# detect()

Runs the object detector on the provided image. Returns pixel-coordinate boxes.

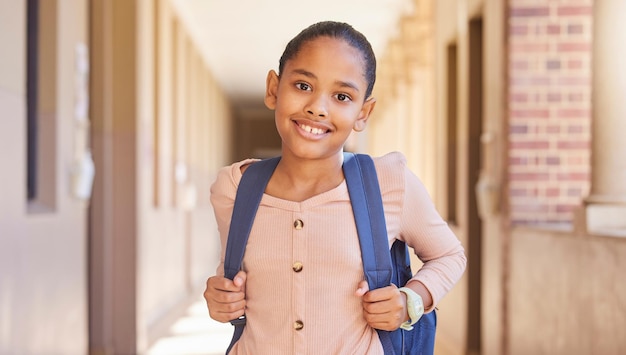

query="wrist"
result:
[398,287,424,331]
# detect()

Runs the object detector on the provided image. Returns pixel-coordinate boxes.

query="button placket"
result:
[292,216,305,274]
[292,212,306,348]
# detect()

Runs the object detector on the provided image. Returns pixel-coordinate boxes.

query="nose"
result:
[305,94,328,118]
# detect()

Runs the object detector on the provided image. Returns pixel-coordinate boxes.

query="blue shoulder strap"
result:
[342,153,393,289]
[222,156,280,354]
[223,157,280,280]
[222,153,396,355]
[343,152,396,355]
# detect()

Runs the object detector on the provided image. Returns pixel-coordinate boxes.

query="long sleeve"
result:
[374,152,467,311]
[209,158,257,276]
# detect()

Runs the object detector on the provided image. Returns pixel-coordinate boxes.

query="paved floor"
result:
[145,299,457,355]
[146,299,231,355]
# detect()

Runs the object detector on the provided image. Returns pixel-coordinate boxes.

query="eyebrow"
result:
[291,68,361,93]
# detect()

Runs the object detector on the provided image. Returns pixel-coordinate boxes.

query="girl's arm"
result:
[399,165,467,312]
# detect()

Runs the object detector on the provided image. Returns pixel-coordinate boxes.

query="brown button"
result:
[294,219,304,230]
[294,320,304,330]
[292,261,303,272]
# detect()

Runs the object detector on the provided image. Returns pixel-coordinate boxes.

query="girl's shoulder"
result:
[372,151,407,170]
[211,158,259,197]
[216,158,259,183]
[371,151,408,192]
[212,153,408,194]
[372,151,408,180]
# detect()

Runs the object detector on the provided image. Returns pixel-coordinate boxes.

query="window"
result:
[446,43,458,223]
[26,0,57,211]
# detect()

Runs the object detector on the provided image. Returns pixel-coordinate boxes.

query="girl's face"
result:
[264,36,376,162]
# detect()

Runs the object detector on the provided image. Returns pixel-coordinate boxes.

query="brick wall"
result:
[508,0,592,226]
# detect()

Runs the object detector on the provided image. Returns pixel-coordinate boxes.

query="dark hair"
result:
[278,21,377,99]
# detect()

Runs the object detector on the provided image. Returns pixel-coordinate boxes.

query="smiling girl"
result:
[204,21,466,354]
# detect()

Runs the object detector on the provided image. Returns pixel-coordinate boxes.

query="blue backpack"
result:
[222,152,437,354]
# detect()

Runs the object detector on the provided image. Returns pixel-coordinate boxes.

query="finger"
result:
[208,299,247,322]
[208,276,241,292]
[362,285,397,303]
[366,320,398,332]
[233,270,247,288]
[205,278,245,301]
[363,298,402,315]
[363,310,405,330]
[355,280,370,297]
[209,288,246,304]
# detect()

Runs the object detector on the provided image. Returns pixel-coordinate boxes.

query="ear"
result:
[264,70,279,110]
[353,96,376,132]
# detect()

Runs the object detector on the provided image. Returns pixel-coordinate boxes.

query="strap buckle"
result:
[230,315,247,326]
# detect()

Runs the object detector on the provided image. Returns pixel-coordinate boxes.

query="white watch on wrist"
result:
[398,287,424,331]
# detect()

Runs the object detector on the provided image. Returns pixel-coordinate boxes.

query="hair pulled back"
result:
[278,21,377,98]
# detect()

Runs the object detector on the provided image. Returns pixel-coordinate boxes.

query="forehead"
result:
[284,36,368,86]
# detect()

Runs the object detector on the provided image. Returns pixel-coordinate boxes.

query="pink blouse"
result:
[210,152,466,354]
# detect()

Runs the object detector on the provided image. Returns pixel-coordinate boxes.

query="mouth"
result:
[296,121,330,136]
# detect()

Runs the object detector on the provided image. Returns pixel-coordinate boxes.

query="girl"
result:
[205,21,466,354]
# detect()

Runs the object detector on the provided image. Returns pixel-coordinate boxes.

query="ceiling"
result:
[170,0,415,110]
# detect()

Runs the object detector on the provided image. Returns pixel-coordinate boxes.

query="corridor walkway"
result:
[146,299,458,355]
[146,299,231,355]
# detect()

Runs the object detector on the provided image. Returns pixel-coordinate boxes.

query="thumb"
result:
[233,270,247,288]
[355,280,369,297]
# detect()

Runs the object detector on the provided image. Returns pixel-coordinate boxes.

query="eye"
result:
[296,82,311,91]
[335,93,352,102]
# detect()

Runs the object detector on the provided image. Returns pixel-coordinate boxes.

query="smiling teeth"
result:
[300,124,326,135]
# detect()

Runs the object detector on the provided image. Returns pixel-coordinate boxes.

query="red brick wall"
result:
[508,0,592,226]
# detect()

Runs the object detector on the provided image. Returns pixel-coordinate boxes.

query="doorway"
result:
[467,16,484,355]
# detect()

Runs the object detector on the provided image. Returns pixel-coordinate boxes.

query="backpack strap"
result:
[222,153,397,354]
[342,153,393,289]
[343,152,396,355]
[222,156,280,354]
[223,157,281,280]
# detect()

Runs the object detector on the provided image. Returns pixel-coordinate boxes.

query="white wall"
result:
[0,0,89,354]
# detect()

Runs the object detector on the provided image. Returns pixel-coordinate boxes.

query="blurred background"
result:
[1,0,625,354]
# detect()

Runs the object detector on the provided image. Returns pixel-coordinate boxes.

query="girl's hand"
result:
[355,280,409,331]
[204,271,247,323]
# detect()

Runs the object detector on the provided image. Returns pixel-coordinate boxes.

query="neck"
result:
[266,152,345,201]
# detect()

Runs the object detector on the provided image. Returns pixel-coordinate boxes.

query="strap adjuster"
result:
[230,315,247,326]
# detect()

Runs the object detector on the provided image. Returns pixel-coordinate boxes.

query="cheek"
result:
[274,105,292,125]
[274,94,297,113]
[274,111,292,138]
[337,106,363,124]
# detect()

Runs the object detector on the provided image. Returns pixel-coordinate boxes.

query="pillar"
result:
[585,0,626,237]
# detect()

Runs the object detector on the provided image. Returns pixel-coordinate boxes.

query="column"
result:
[389,39,409,155]
[585,0,626,236]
